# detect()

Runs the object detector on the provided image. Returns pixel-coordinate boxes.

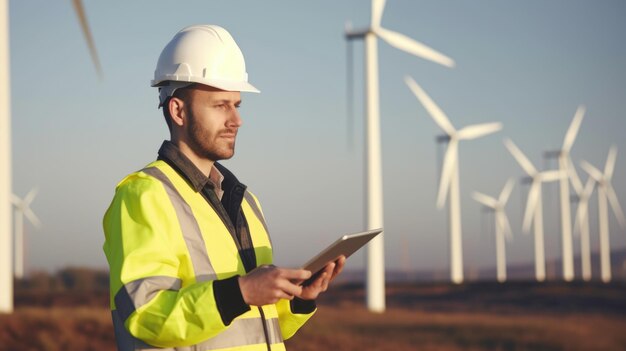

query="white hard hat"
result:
[152,25,259,104]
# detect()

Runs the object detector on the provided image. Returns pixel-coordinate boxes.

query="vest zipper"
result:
[258,307,272,351]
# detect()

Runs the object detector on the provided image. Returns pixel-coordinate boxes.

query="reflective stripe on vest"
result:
[142,167,217,283]
[243,191,269,237]
[112,164,282,350]
[113,310,283,351]
[115,276,182,323]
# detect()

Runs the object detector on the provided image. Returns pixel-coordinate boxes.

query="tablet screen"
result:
[300,228,383,276]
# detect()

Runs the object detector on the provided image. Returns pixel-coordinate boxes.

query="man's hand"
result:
[299,256,346,300]
[238,265,311,306]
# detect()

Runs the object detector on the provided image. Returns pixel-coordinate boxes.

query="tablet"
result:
[300,228,383,277]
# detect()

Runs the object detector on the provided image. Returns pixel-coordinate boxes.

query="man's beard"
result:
[187,109,236,162]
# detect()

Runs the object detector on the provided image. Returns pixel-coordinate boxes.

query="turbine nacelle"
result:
[344,27,373,39]
[543,150,562,159]
[436,134,450,144]
[520,176,533,185]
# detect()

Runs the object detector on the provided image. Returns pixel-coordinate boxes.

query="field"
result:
[1,275,626,350]
[287,281,626,351]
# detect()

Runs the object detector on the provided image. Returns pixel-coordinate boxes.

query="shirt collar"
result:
[209,165,225,200]
[157,140,217,192]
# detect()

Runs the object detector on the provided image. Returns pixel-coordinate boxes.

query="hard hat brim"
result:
[152,76,260,93]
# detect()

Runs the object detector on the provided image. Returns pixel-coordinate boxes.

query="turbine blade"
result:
[371,0,386,28]
[583,177,596,199]
[24,208,41,229]
[457,122,502,140]
[562,105,586,152]
[604,145,618,179]
[404,76,456,135]
[523,181,540,233]
[24,187,39,205]
[606,183,626,228]
[437,139,458,209]
[540,170,565,182]
[575,178,594,237]
[71,0,103,78]
[504,139,537,176]
[376,27,455,68]
[574,196,589,237]
[568,157,583,195]
[580,160,604,183]
[497,212,513,241]
[472,191,498,208]
[11,194,21,206]
[499,178,515,205]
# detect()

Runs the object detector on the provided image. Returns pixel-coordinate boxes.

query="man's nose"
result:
[227,108,243,128]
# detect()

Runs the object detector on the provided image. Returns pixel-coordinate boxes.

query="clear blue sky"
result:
[8,0,626,278]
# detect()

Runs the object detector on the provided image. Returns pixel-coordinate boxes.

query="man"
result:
[103,25,345,351]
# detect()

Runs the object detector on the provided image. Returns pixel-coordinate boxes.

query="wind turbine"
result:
[569,167,595,281]
[11,189,41,279]
[504,139,563,282]
[0,0,11,314]
[581,146,626,283]
[344,0,454,311]
[472,179,515,283]
[543,105,585,282]
[405,77,502,284]
[0,0,101,313]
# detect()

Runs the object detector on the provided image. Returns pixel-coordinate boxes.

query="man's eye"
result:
[214,103,240,110]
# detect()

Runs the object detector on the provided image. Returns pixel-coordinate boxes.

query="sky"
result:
[6,0,626,280]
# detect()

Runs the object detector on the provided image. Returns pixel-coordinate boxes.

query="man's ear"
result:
[168,97,186,127]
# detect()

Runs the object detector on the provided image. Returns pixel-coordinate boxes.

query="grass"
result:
[0,306,114,351]
[286,302,626,351]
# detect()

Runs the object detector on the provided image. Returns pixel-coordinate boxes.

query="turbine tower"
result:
[0,0,12,314]
[405,77,502,284]
[505,139,563,282]
[344,0,454,311]
[581,146,626,283]
[472,179,515,283]
[543,105,585,282]
[569,168,595,282]
[0,0,101,313]
[11,189,41,279]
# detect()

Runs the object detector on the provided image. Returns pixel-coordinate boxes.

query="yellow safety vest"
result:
[103,160,314,350]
